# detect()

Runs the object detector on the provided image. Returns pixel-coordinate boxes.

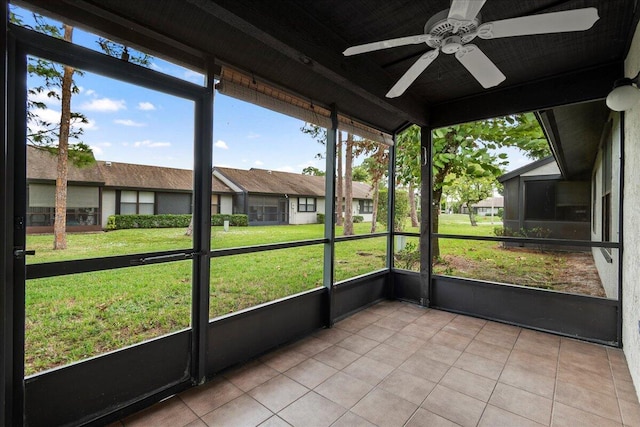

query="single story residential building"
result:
[460,196,503,216]
[26,146,373,232]
[213,166,374,225]
[497,156,590,241]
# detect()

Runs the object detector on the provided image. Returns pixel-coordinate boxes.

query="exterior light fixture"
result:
[606,71,640,111]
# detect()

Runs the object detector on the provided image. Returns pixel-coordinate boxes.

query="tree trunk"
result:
[370,179,379,233]
[466,202,477,226]
[431,187,442,261]
[408,181,419,228]
[336,133,343,226]
[343,133,354,236]
[53,25,74,250]
[185,216,193,236]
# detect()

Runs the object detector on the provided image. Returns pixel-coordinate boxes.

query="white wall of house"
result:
[623,19,640,402]
[101,190,116,228]
[219,194,233,215]
[289,197,325,225]
[591,114,621,299]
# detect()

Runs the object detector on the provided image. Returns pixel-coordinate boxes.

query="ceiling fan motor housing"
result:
[425,8,481,49]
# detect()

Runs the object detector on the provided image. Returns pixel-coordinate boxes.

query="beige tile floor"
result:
[112,300,640,427]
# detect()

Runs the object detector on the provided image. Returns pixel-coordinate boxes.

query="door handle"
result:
[14,249,36,259]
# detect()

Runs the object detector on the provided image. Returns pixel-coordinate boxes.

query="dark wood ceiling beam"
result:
[429,61,623,128]
[185,0,429,128]
[13,0,208,72]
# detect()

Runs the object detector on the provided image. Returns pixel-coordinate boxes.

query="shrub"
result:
[353,215,364,223]
[106,213,249,230]
[210,214,248,227]
[317,213,325,224]
[394,241,420,270]
[230,214,249,226]
[106,214,191,230]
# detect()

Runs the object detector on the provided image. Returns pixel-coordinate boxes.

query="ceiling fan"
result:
[343,0,599,98]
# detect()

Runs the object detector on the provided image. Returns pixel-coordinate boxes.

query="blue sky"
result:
[17,5,326,173]
[16,5,529,174]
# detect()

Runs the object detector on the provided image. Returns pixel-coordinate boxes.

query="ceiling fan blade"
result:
[386,49,439,98]
[343,34,432,56]
[477,7,599,39]
[455,44,505,88]
[448,0,486,22]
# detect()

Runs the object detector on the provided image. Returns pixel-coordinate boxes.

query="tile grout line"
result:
[472,323,521,427]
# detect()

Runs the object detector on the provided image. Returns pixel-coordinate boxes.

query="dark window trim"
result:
[297,197,316,213]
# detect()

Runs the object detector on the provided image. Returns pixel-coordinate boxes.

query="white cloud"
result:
[31,107,60,125]
[114,119,146,127]
[76,118,98,131]
[81,97,126,112]
[90,145,104,156]
[254,160,264,166]
[133,139,171,148]
[137,101,156,111]
[85,89,96,96]
[28,88,60,104]
[276,166,294,172]
[214,140,229,150]
[247,132,260,139]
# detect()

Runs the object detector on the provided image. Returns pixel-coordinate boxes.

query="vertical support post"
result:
[323,106,338,326]
[191,67,214,384]
[1,3,15,423]
[617,112,624,347]
[419,126,432,307]
[386,134,397,298]
[3,29,27,425]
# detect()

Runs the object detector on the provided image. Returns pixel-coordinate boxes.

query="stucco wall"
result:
[623,19,640,402]
[289,198,325,225]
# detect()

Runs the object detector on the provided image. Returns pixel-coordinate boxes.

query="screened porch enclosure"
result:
[2,1,638,426]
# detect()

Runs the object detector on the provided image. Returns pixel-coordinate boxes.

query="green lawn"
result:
[24,222,387,375]
[24,215,597,375]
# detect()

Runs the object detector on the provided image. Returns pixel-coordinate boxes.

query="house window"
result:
[524,181,556,220]
[524,180,589,222]
[212,194,220,214]
[120,190,155,215]
[27,184,100,226]
[298,197,316,212]
[359,200,373,214]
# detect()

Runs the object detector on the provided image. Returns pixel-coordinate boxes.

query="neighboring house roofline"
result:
[497,156,557,183]
[213,168,245,193]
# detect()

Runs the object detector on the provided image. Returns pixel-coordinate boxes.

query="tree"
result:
[395,126,421,228]
[361,149,388,233]
[15,12,92,250]
[345,136,381,235]
[343,133,354,235]
[352,165,369,182]
[302,166,325,176]
[377,188,410,232]
[301,123,344,225]
[444,175,496,226]
[15,11,152,247]
[396,113,549,259]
